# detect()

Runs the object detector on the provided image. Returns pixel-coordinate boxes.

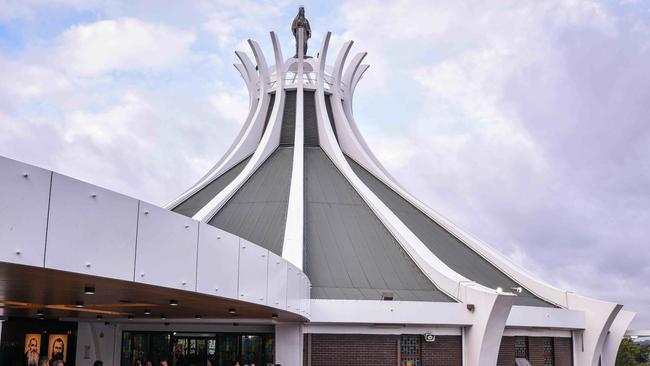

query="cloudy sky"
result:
[1,0,649,328]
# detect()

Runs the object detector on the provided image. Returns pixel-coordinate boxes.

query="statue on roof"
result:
[292,6,311,58]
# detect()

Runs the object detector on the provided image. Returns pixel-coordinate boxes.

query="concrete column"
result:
[276,323,303,366]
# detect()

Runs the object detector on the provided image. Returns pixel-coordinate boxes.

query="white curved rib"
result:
[601,310,636,366]
[568,294,622,366]
[165,51,264,210]
[317,40,502,301]
[342,52,366,101]
[333,50,571,307]
[282,28,306,269]
[351,64,369,97]
[193,36,285,222]
[315,40,514,365]
[334,44,624,366]
[314,32,332,150]
[234,63,251,97]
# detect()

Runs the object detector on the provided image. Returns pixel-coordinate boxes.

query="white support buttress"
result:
[314,35,514,366]
[165,51,262,209]
[601,310,636,366]
[283,28,306,269]
[193,35,285,222]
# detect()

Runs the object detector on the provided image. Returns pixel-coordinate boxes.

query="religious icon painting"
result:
[24,334,41,366]
[48,334,68,363]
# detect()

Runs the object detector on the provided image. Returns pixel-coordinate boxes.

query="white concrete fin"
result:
[283,27,306,269]
[164,50,263,211]
[568,293,622,366]
[193,35,285,222]
[601,310,636,366]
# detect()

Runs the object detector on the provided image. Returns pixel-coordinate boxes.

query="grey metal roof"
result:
[209,147,293,255]
[346,156,553,307]
[172,155,252,217]
[280,91,296,146]
[304,91,319,146]
[304,147,454,302]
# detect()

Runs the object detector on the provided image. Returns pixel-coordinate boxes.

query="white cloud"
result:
[49,18,196,76]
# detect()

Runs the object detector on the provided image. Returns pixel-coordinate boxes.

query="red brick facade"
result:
[497,336,573,366]
[304,334,462,366]
[305,334,399,366]
[420,335,463,366]
[554,337,573,366]
[304,334,572,366]
[528,337,551,366]
[497,337,516,366]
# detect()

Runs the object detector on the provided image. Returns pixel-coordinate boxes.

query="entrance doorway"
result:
[121,332,274,366]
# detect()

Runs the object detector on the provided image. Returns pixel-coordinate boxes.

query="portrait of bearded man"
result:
[24,335,40,366]
[48,336,66,365]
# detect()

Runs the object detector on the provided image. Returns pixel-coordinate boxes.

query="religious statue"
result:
[291,6,311,58]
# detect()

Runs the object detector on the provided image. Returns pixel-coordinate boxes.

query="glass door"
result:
[172,336,210,366]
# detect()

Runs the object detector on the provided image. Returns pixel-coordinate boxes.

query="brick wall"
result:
[528,337,549,366]
[304,334,462,366]
[305,334,399,366]
[420,335,462,366]
[497,336,573,366]
[497,336,516,366]
[553,337,573,366]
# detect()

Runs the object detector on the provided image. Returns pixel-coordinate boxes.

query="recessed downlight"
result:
[169,299,178,306]
[84,286,95,295]
[75,301,84,308]
[228,308,237,315]
[143,309,151,315]
[195,315,201,319]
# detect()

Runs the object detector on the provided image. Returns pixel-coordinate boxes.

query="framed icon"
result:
[24,334,41,366]
[48,334,68,363]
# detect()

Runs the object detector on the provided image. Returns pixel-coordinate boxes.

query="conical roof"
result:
[167,31,552,307]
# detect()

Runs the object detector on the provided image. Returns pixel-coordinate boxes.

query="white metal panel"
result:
[45,173,139,280]
[507,305,585,329]
[135,202,198,290]
[196,224,239,299]
[309,299,472,325]
[266,250,287,309]
[0,156,51,266]
[237,239,268,305]
[286,262,301,313]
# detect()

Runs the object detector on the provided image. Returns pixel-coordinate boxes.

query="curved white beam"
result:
[282,27,306,269]
[335,55,572,309]
[234,63,251,96]
[235,50,259,106]
[164,51,263,210]
[568,294,622,366]
[193,37,283,222]
[342,52,367,100]
[601,310,636,366]
[182,50,260,189]
[351,64,369,98]
[314,40,516,365]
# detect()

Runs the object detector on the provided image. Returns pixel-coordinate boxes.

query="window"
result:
[400,335,421,366]
[543,337,554,366]
[515,336,529,359]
